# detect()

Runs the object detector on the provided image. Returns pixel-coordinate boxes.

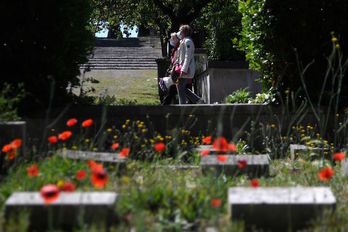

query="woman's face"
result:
[179,29,184,39]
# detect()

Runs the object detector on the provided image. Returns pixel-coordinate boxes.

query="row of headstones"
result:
[5,147,340,230]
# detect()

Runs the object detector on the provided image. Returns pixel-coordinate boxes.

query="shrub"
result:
[225,88,251,103]
[0,0,94,110]
[236,0,348,102]
[0,83,25,121]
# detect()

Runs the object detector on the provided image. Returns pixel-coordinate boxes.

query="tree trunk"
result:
[107,24,122,39]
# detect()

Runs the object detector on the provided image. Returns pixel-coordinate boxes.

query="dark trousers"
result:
[177,78,201,104]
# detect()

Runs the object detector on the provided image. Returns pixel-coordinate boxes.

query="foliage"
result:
[199,0,244,60]
[225,88,251,103]
[236,0,348,100]
[0,0,94,110]
[0,84,25,121]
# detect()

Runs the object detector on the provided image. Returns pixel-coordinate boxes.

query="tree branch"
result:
[151,0,176,21]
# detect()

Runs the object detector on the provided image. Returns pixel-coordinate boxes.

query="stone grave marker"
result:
[341,159,348,176]
[200,155,269,178]
[290,144,329,160]
[5,192,118,230]
[0,121,26,155]
[228,187,336,230]
[60,150,126,169]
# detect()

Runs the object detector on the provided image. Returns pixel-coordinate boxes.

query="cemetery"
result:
[1,0,348,231]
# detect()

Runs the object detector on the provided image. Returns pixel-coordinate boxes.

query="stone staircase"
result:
[80,37,162,70]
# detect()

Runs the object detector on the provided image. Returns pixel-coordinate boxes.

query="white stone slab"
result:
[228,187,336,230]
[341,159,348,176]
[60,149,127,164]
[290,144,328,160]
[200,155,269,177]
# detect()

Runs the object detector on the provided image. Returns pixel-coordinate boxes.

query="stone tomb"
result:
[200,155,269,178]
[60,150,126,167]
[5,192,117,230]
[0,121,26,155]
[290,144,329,160]
[341,159,348,176]
[228,187,336,230]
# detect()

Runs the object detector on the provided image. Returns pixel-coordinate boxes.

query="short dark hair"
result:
[179,25,192,37]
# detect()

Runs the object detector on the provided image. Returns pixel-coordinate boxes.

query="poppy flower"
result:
[62,181,76,192]
[200,150,210,156]
[10,139,22,149]
[238,160,247,169]
[76,170,87,180]
[66,118,78,127]
[58,131,72,141]
[120,147,130,158]
[27,164,40,177]
[111,142,120,150]
[87,160,103,171]
[40,184,60,204]
[2,144,11,153]
[318,167,334,182]
[48,135,58,144]
[82,119,93,128]
[228,143,237,152]
[212,137,229,153]
[8,151,17,160]
[202,136,212,145]
[154,142,165,152]
[250,179,259,187]
[333,152,345,161]
[217,155,228,163]
[91,168,108,188]
[211,198,221,208]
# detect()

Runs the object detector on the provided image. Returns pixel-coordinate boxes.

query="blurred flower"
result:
[66,118,78,127]
[8,151,16,160]
[217,155,228,163]
[212,137,229,153]
[48,135,58,144]
[154,142,165,152]
[27,164,40,177]
[62,181,76,192]
[228,143,237,152]
[91,168,108,188]
[111,143,119,150]
[10,139,22,149]
[58,131,72,141]
[87,160,103,171]
[333,152,345,161]
[250,179,259,187]
[82,118,93,128]
[2,144,11,153]
[200,150,210,156]
[120,147,130,158]
[211,198,221,208]
[318,167,334,182]
[76,170,87,180]
[85,138,90,143]
[107,128,112,133]
[238,160,247,169]
[202,136,212,145]
[40,184,60,204]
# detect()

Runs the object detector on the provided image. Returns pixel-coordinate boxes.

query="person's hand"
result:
[180,71,186,78]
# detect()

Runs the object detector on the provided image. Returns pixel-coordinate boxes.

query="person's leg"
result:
[185,88,201,103]
[176,78,187,104]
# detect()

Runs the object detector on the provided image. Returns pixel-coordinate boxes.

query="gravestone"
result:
[200,155,269,178]
[228,187,336,230]
[290,144,329,160]
[5,192,118,230]
[341,159,348,176]
[61,149,126,165]
[196,145,235,155]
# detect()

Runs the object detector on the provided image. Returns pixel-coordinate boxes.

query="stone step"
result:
[85,60,157,65]
[228,187,336,230]
[80,66,157,70]
[5,192,117,230]
[200,154,270,178]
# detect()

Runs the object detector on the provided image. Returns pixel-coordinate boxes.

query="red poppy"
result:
[154,142,165,152]
[200,150,210,156]
[66,118,78,127]
[76,170,87,180]
[333,152,345,161]
[228,143,237,152]
[120,147,130,158]
[27,164,40,177]
[8,151,17,160]
[2,144,11,153]
[48,135,58,144]
[202,136,212,145]
[58,131,72,141]
[217,155,228,163]
[318,167,334,182]
[250,179,259,187]
[82,119,93,128]
[10,139,22,149]
[111,142,120,150]
[211,198,221,208]
[212,137,229,153]
[62,181,76,192]
[40,184,60,204]
[91,168,108,188]
[87,160,103,171]
[238,160,247,169]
